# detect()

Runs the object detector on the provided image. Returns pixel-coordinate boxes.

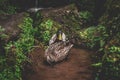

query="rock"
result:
[0,12,28,42]
[32,4,82,46]
[38,4,81,40]
[40,4,79,20]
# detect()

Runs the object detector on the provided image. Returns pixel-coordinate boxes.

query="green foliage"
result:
[39,19,53,43]
[79,11,93,20]
[41,31,51,43]
[101,56,120,79]
[0,0,17,14]
[109,46,120,53]
[79,25,108,48]
[0,17,35,80]
[79,27,96,40]
[0,26,8,39]
[92,62,102,67]
[95,1,120,79]
[5,6,16,14]
[18,17,35,53]
[64,10,82,30]
[79,23,120,79]
[36,19,61,45]
[40,19,53,30]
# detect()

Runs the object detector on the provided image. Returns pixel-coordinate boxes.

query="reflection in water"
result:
[27,8,44,12]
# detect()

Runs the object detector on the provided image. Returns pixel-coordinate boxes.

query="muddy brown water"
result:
[23,47,94,80]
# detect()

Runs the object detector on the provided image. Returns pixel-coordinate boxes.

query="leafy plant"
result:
[79,24,120,79]
[79,11,93,20]
[85,25,120,80]
[109,46,120,53]
[39,19,53,44]
[0,0,17,14]
[36,19,61,45]
[79,25,108,48]
[0,26,8,39]
[0,16,35,80]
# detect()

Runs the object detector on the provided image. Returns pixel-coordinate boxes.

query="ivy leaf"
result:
[91,62,102,67]
[100,40,105,47]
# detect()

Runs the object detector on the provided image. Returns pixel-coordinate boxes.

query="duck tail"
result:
[47,56,51,64]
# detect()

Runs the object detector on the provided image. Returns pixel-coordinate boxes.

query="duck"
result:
[45,29,73,64]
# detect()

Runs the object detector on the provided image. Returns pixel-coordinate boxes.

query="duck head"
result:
[57,29,62,41]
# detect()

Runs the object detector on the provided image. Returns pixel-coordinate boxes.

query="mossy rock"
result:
[36,4,82,41]
[0,12,29,43]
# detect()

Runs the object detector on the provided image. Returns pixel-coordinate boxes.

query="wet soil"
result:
[23,47,94,80]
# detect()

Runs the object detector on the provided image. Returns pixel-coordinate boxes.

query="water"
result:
[27,0,43,12]
[35,0,38,8]
[27,7,43,12]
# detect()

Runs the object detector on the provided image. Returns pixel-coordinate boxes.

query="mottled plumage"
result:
[45,41,73,64]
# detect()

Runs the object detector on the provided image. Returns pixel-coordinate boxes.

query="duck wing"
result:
[45,41,73,63]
